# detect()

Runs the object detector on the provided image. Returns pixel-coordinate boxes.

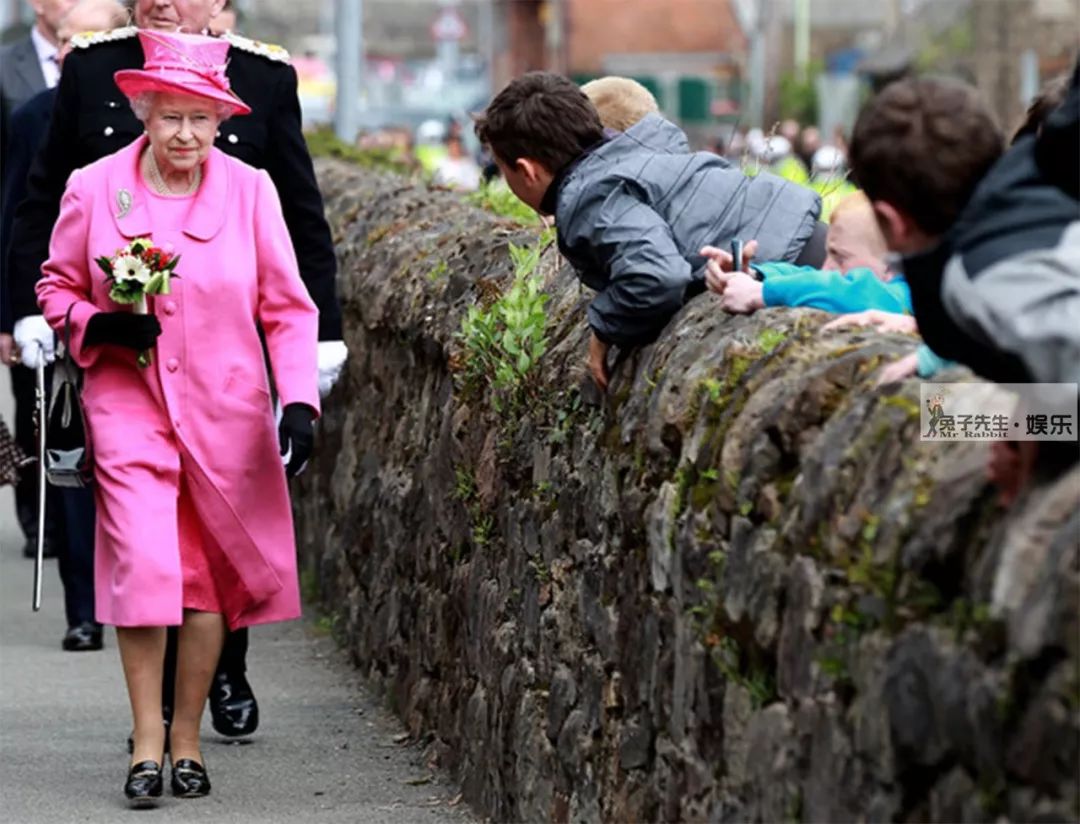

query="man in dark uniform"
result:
[7,0,348,739]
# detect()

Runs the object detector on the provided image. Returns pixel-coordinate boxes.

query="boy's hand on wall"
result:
[822,309,918,336]
[588,332,610,392]
[987,440,1038,508]
[719,273,765,314]
[875,352,919,386]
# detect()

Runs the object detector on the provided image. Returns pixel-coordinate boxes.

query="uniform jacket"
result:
[35,137,320,629]
[1,87,54,333]
[10,29,342,340]
[547,113,822,347]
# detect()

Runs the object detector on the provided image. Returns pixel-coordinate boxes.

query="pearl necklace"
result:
[144,149,201,196]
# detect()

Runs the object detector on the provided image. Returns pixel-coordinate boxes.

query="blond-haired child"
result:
[581,76,659,132]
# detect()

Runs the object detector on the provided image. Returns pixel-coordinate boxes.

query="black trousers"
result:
[10,365,64,549]
[57,486,97,627]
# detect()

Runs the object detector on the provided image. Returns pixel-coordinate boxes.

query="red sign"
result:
[431,8,467,42]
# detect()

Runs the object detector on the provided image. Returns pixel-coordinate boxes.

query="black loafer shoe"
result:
[62,621,103,652]
[171,759,211,798]
[209,670,259,737]
[124,760,163,808]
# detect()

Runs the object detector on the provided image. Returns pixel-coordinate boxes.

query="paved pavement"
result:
[0,369,473,824]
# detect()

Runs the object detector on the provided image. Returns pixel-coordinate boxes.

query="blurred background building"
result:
[1,0,1076,147]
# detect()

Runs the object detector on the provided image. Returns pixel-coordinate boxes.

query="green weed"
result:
[457,237,552,414]
[466,182,541,225]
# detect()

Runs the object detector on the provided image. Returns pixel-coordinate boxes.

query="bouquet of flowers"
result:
[95,236,180,367]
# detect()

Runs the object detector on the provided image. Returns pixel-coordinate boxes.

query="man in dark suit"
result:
[0,0,75,147]
[7,0,348,739]
[1,0,75,562]
[1,0,130,654]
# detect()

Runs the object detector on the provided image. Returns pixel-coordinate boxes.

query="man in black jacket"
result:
[7,0,348,739]
[1,0,72,561]
[1,0,130,656]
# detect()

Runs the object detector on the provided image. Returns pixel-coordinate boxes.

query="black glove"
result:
[84,312,162,351]
[278,403,315,478]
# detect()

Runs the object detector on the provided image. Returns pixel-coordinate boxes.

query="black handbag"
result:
[45,305,93,488]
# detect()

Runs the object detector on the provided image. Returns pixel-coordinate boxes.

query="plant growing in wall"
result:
[466,182,542,226]
[457,233,553,413]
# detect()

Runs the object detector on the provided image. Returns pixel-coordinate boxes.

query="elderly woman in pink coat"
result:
[35,31,318,807]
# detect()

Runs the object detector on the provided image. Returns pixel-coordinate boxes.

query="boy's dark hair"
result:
[850,77,1004,236]
[474,71,604,174]
[1013,71,1070,141]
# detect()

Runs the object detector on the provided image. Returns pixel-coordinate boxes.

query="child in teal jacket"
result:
[709,192,951,378]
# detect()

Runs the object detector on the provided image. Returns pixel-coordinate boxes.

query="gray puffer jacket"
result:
[550,114,821,347]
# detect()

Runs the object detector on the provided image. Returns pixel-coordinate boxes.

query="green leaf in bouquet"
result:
[108,280,143,305]
[95,257,114,277]
[144,272,165,295]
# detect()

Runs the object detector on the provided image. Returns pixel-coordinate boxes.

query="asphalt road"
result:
[0,368,473,824]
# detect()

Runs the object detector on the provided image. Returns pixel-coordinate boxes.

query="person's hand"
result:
[875,352,919,386]
[704,259,733,294]
[987,440,1038,508]
[822,309,918,336]
[588,332,610,392]
[0,334,17,367]
[718,273,766,314]
[700,240,759,275]
[83,312,162,351]
[278,402,316,478]
[13,315,56,368]
[317,340,348,398]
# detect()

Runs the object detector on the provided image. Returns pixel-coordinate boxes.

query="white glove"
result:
[317,340,348,398]
[13,315,56,369]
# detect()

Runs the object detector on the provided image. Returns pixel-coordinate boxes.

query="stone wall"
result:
[294,160,1080,823]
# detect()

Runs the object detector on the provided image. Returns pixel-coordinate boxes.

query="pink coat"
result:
[36,136,320,630]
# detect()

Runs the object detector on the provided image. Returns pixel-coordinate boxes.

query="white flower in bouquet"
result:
[114,254,152,285]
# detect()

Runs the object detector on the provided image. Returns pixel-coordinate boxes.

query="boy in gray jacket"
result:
[475,71,822,390]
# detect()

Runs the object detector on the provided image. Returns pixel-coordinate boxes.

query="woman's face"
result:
[145,93,220,176]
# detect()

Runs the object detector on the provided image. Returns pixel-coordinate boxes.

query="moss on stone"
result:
[757,328,787,354]
[306,127,414,175]
[880,394,921,420]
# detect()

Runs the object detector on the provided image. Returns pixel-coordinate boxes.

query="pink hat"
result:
[114,30,251,117]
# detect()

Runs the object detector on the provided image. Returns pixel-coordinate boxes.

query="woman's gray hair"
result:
[128,92,234,124]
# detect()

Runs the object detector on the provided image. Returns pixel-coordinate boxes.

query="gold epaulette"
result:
[70,26,137,50]
[223,31,290,63]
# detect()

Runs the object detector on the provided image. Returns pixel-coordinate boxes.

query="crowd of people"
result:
[0,0,1075,810]
[476,67,1079,498]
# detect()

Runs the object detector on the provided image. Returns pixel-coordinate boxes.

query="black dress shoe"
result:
[124,760,163,808]
[171,758,211,798]
[209,670,259,737]
[62,622,103,652]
